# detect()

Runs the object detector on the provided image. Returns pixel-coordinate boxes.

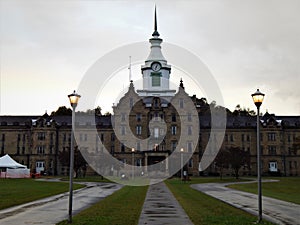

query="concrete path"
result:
[138,182,193,225]
[191,181,300,225]
[0,182,122,225]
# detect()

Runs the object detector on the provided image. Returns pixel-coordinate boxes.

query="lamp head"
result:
[251,89,265,108]
[68,90,81,108]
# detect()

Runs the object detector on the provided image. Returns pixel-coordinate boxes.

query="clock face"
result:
[151,62,161,71]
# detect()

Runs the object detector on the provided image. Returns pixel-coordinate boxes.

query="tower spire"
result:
[152,5,160,37]
[128,56,132,82]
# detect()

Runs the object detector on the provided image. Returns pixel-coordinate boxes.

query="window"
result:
[230,134,234,142]
[171,126,177,135]
[247,135,250,142]
[268,146,277,155]
[154,112,159,121]
[241,134,245,142]
[121,126,126,135]
[179,99,184,108]
[154,128,159,138]
[187,126,192,135]
[159,128,165,136]
[160,113,164,120]
[187,113,192,122]
[136,141,141,151]
[121,113,126,122]
[187,142,193,153]
[225,134,228,142]
[171,113,176,122]
[136,125,142,135]
[37,145,45,154]
[171,141,177,151]
[110,145,115,154]
[136,113,141,122]
[129,98,134,108]
[111,133,115,142]
[100,133,104,141]
[154,99,159,108]
[120,143,125,152]
[38,132,45,140]
[268,133,276,141]
[151,72,161,87]
[188,158,193,168]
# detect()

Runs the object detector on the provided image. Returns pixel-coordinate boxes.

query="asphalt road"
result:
[0,182,122,225]
[191,180,300,225]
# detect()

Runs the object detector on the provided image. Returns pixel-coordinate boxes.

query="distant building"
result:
[1,9,299,177]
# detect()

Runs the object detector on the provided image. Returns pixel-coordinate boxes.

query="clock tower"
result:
[137,7,176,97]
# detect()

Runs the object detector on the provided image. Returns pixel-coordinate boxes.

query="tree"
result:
[215,147,229,179]
[51,106,72,116]
[232,104,256,116]
[227,146,250,179]
[58,146,87,178]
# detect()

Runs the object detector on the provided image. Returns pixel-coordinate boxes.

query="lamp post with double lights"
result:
[67,90,81,223]
[251,88,265,223]
[180,148,184,180]
[132,148,135,179]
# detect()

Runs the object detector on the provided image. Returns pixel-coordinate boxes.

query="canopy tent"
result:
[0,154,30,178]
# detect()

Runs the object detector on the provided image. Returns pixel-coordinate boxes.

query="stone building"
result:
[1,10,299,177]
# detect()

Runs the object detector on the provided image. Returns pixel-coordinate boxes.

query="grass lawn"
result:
[165,177,274,225]
[60,175,113,183]
[227,177,300,204]
[0,178,84,210]
[57,185,148,225]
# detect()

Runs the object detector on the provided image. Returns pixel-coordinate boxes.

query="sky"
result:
[0,0,300,116]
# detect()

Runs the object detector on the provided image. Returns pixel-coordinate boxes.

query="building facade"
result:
[1,11,300,177]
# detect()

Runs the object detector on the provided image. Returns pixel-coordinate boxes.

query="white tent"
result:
[0,154,30,178]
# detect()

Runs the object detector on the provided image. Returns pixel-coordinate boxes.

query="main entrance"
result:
[144,151,169,174]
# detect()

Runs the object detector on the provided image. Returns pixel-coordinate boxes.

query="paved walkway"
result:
[191,181,300,225]
[138,182,193,225]
[0,182,122,225]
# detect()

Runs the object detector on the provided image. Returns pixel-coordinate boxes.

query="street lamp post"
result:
[251,88,265,223]
[132,148,135,179]
[68,90,81,223]
[180,148,184,180]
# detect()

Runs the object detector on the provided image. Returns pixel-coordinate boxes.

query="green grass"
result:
[60,175,113,183]
[0,178,84,210]
[58,185,148,225]
[165,177,273,225]
[228,177,300,204]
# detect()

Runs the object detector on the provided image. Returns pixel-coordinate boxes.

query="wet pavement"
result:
[138,182,193,225]
[0,182,122,225]
[191,181,300,225]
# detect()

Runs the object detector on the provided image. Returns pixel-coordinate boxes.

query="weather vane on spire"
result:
[152,5,160,37]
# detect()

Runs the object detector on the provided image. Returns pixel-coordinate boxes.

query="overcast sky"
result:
[1,0,299,116]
